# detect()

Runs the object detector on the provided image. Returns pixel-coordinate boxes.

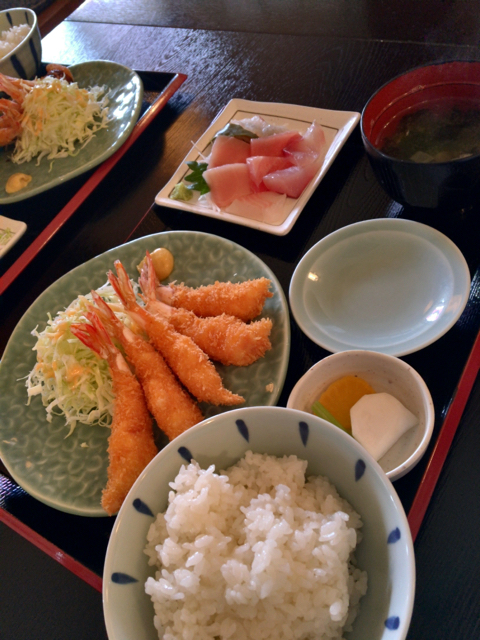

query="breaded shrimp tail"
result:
[109,261,244,406]
[71,314,157,516]
[156,278,273,321]
[89,290,204,440]
[138,250,158,303]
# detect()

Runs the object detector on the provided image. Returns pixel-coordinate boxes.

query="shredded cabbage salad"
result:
[25,282,136,436]
[12,75,110,166]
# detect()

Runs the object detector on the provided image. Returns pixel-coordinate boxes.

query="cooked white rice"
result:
[0,24,30,58]
[144,451,367,640]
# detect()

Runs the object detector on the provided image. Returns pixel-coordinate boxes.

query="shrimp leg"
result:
[70,314,157,516]
[90,291,203,439]
[108,261,244,406]
[156,277,273,322]
[139,253,272,366]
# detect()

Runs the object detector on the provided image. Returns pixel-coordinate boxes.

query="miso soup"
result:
[380,98,480,163]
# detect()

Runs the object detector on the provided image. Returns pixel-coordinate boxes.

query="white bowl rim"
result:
[287,350,435,480]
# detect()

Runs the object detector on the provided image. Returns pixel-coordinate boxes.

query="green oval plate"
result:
[0,231,290,516]
[0,60,144,204]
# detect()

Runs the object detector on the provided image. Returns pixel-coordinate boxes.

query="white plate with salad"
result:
[0,60,144,204]
[155,99,360,236]
[0,231,290,516]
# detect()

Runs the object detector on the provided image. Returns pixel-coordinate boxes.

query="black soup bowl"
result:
[361,61,480,209]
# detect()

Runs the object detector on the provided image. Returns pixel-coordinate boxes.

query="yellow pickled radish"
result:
[318,375,375,432]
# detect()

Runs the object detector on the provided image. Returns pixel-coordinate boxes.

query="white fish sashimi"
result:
[231,116,291,138]
[226,192,289,225]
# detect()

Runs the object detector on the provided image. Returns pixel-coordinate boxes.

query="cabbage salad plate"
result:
[0,231,290,516]
[289,218,470,356]
[155,99,360,236]
[0,60,144,204]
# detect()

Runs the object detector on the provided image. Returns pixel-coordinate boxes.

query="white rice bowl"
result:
[103,406,415,640]
[0,8,41,79]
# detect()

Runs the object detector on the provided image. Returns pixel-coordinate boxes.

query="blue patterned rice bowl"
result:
[0,8,42,79]
[103,405,415,640]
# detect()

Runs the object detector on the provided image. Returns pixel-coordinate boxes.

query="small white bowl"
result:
[0,8,42,79]
[287,350,434,481]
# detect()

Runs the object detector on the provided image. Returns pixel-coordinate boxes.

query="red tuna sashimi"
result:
[250,130,302,158]
[284,121,327,166]
[262,160,321,199]
[246,156,294,190]
[204,163,253,208]
[208,135,251,169]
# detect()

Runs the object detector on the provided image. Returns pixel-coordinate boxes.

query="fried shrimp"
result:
[90,291,203,440]
[156,277,273,322]
[0,95,23,146]
[109,261,244,406]
[0,75,34,146]
[70,313,157,516]
[139,253,273,366]
[154,305,272,367]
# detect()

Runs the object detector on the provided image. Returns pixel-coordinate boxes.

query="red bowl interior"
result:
[362,61,480,151]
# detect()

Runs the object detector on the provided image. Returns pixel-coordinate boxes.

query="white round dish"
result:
[103,406,415,640]
[289,218,470,356]
[287,350,435,481]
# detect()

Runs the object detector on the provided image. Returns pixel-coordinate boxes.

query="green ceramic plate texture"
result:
[0,231,290,516]
[0,60,144,204]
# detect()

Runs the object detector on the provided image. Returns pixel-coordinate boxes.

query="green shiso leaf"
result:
[184,160,210,195]
[213,123,259,143]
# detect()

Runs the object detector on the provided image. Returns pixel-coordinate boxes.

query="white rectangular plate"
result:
[155,99,360,235]
[0,215,27,258]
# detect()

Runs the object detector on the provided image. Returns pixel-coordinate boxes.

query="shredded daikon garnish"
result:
[11,75,110,166]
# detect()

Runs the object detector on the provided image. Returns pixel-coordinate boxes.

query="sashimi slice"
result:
[246,156,294,189]
[284,121,327,166]
[226,192,289,225]
[262,159,321,198]
[204,163,253,208]
[250,130,302,158]
[208,135,251,169]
